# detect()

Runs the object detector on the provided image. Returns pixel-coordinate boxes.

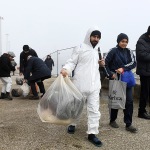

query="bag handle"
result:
[114,72,122,81]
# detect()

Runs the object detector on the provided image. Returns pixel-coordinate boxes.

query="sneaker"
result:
[138,112,150,120]
[29,96,39,100]
[126,125,138,133]
[109,121,119,128]
[88,134,103,147]
[67,125,75,134]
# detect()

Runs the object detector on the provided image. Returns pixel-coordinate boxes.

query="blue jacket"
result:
[105,46,136,78]
[24,56,51,81]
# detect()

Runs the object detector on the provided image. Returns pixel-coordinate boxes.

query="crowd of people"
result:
[0,45,55,100]
[0,25,150,147]
[61,25,150,147]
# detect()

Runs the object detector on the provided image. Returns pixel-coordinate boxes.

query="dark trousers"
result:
[139,76,150,114]
[110,87,133,127]
[30,80,45,97]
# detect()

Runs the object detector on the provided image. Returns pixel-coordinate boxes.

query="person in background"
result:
[0,51,16,100]
[136,26,150,119]
[44,55,54,77]
[24,56,51,100]
[105,33,138,133]
[19,45,38,76]
[61,27,104,147]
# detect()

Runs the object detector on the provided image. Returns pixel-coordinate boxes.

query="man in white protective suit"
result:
[60,26,104,147]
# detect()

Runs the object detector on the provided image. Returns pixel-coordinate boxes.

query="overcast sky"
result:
[0,0,150,74]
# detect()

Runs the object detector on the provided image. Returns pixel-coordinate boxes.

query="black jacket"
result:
[44,58,54,70]
[0,53,15,77]
[24,56,51,81]
[136,33,150,76]
[20,48,38,74]
[105,46,136,78]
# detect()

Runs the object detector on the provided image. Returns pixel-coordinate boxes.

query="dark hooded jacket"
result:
[20,48,38,74]
[136,33,150,76]
[0,53,15,77]
[105,46,136,78]
[24,56,51,81]
[44,57,54,70]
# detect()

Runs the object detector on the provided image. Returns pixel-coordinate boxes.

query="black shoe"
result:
[0,93,7,99]
[67,125,75,134]
[5,92,13,100]
[109,121,119,128]
[41,93,45,98]
[88,134,103,147]
[29,96,39,100]
[138,112,150,119]
[126,125,138,133]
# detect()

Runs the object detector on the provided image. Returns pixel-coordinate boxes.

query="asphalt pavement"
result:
[0,75,150,150]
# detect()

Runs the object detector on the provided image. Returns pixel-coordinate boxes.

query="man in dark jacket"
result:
[24,56,51,100]
[19,45,38,76]
[136,26,150,119]
[0,51,16,100]
[44,55,54,77]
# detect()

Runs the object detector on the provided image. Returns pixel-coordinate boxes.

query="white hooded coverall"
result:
[63,27,101,134]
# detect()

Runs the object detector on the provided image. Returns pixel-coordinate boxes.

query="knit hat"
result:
[90,30,101,38]
[23,45,29,52]
[147,26,150,35]
[8,51,16,58]
[117,33,129,43]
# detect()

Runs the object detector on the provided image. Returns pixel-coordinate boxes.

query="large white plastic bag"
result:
[20,83,30,97]
[63,77,85,119]
[37,74,85,125]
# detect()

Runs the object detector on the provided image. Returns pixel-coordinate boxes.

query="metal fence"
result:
[43,48,140,80]
[43,46,75,76]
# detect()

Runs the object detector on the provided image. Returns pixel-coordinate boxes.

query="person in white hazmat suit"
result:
[61,27,104,147]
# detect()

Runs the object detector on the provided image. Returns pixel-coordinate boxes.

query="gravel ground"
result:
[0,75,150,150]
